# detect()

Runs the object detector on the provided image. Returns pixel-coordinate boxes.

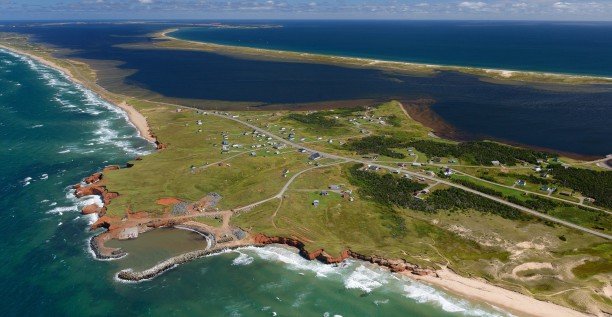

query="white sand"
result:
[407,267,589,317]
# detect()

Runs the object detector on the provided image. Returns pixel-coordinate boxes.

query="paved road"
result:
[211,112,612,240]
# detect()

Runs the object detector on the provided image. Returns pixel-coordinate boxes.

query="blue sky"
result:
[1,0,611,20]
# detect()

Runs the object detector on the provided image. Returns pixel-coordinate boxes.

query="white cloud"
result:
[553,1,571,9]
[138,0,153,4]
[459,1,487,10]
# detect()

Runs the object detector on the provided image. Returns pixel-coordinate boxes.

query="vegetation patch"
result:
[286,112,341,128]
[572,259,612,279]
[426,188,533,221]
[549,164,612,209]
[347,164,427,208]
[408,140,552,165]
[386,114,402,127]
[346,135,408,159]
[347,164,532,221]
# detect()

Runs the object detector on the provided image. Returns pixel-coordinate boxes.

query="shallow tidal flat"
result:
[5,23,612,157]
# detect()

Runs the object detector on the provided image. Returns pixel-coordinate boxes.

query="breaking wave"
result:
[2,48,153,158]
[237,246,508,316]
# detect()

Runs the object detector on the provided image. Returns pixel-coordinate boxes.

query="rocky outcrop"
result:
[146,218,184,229]
[103,191,119,205]
[252,235,351,264]
[155,141,167,150]
[90,233,126,260]
[102,165,120,172]
[83,172,103,184]
[75,185,106,198]
[348,251,436,275]
[81,203,101,215]
[253,234,437,276]
[91,216,114,230]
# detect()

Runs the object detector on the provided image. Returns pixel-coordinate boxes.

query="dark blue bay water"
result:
[172,20,612,77]
[0,48,507,316]
[2,23,612,156]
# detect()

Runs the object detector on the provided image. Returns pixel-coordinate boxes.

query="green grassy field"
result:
[100,100,611,314]
[4,36,609,314]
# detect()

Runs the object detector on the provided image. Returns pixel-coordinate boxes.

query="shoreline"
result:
[0,44,156,144]
[161,28,612,85]
[109,230,590,317]
[3,38,601,316]
[409,268,589,317]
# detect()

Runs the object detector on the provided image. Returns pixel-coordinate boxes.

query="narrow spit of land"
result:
[159,28,612,85]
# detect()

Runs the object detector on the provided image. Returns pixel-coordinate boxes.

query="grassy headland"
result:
[2,35,610,316]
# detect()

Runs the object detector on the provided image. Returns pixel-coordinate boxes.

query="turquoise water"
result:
[0,49,508,316]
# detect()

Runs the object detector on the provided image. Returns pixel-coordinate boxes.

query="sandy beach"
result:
[0,44,156,144]
[408,267,589,317]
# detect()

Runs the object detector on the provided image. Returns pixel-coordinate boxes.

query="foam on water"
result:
[4,48,152,158]
[231,252,254,266]
[247,246,338,278]
[242,246,509,316]
[402,282,503,316]
[343,264,387,293]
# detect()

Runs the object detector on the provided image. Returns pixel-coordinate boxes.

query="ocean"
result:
[172,20,612,77]
[0,48,508,316]
[3,22,611,157]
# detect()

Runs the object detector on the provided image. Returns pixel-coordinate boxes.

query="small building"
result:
[329,185,341,190]
[540,185,555,192]
[313,200,320,207]
[196,120,203,125]
[412,162,422,167]
[320,191,329,196]
[250,151,257,157]
[534,166,543,172]
[491,160,501,166]
[516,180,527,186]
[298,148,307,153]
[368,165,380,171]
[309,153,322,160]
[222,140,229,145]
[443,168,453,176]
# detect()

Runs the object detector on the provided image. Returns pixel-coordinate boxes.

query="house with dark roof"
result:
[309,153,322,160]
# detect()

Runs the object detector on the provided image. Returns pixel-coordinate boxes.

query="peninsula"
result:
[2,29,610,317]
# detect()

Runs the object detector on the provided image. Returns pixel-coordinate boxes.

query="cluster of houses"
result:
[313,184,354,207]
